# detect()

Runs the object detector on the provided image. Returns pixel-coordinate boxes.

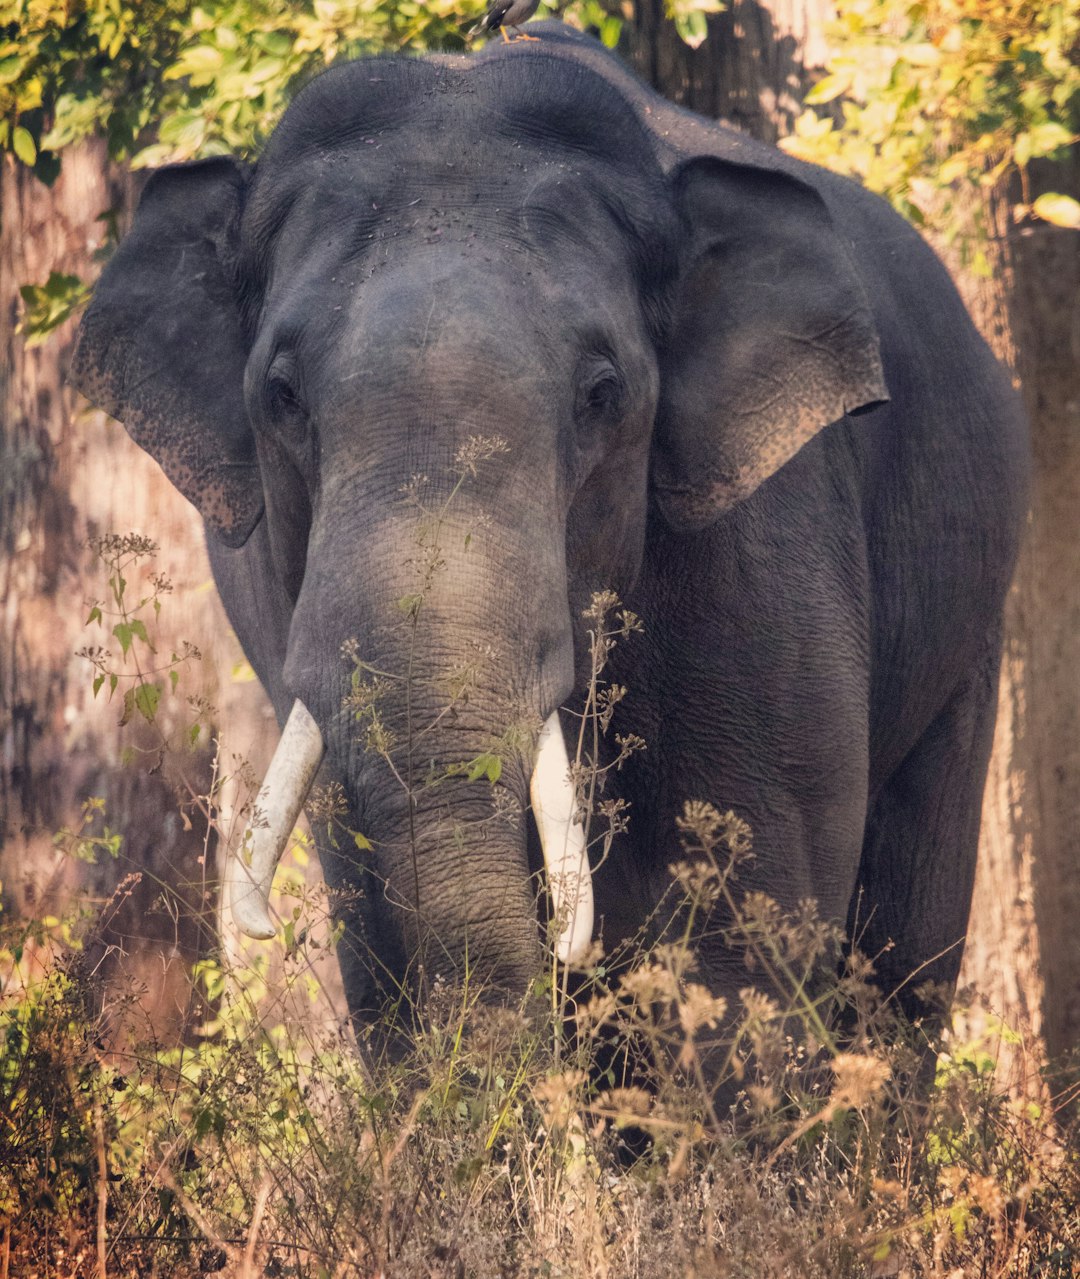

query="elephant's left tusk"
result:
[229,699,325,939]
[530,712,594,965]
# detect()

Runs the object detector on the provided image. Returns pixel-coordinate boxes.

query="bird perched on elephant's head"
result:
[468,0,541,42]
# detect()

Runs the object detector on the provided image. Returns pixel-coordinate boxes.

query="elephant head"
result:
[71,45,885,1024]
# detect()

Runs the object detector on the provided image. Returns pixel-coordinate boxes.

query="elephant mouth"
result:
[227,700,594,966]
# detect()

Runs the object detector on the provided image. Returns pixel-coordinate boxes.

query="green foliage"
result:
[17,268,91,345]
[77,532,203,740]
[1,0,194,179]
[782,0,1080,235]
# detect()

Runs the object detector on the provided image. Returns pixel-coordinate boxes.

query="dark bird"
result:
[468,0,541,42]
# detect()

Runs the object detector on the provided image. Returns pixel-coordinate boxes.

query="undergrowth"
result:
[3,529,1079,1278]
[3,830,1079,1279]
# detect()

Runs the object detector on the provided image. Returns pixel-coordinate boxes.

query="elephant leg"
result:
[852,630,1005,1023]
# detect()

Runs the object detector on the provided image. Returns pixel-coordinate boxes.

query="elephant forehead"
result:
[245,51,671,248]
[262,48,662,169]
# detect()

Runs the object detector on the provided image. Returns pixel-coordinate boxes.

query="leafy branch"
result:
[77,532,203,739]
[781,0,1080,241]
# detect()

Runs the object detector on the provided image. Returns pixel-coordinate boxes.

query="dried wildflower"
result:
[620,960,681,1006]
[362,712,395,759]
[830,1051,890,1109]
[569,938,606,971]
[399,472,431,507]
[490,787,522,831]
[678,983,728,1037]
[676,801,753,867]
[582,589,621,627]
[669,857,723,905]
[746,1082,780,1114]
[594,683,627,732]
[613,732,646,765]
[598,1087,652,1121]
[967,1173,1006,1218]
[453,434,510,477]
[87,531,159,561]
[306,781,349,825]
[595,797,631,840]
[739,987,782,1026]
[533,1069,588,1131]
[577,990,618,1030]
[468,1004,530,1057]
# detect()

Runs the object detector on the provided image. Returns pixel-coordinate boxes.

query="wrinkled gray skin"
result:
[72,26,1028,1046]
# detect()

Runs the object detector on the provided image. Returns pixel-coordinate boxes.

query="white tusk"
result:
[229,699,325,940]
[530,712,594,965]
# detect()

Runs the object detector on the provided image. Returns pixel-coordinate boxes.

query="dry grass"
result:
[3,839,1079,1279]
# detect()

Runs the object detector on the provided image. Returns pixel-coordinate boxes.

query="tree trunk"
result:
[0,145,289,1044]
[624,0,832,140]
[999,163,1080,1068]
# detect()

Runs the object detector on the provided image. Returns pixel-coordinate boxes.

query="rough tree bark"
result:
[998,159,1080,1068]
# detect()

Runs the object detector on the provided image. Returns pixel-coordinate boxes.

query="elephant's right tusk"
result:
[530,713,594,966]
[229,699,325,940]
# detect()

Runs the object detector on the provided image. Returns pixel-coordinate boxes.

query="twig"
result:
[95,1099,108,1279]
[240,1177,272,1279]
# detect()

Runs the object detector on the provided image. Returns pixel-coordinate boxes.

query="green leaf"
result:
[805,71,853,105]
[85,606,102,626]
[353,831,373,851]
[163,44,224,84]
[396,593,423,616]
[16,271,90,347]
[12,126,36,166]
[1033,192,1080,229]
[674,9,708,48]
[1026,121,1075,159]
[93,674,105,698]
[598,16,623,48]
[0,55,26,87]
[169,668,179,692]
[464,752,503,783]
[113,621,132,656]
[133,682,161,723]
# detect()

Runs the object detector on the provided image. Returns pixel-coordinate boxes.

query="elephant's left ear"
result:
[653,156,888,531]
[70,157,263,548]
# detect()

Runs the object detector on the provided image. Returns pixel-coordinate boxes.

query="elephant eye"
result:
[576,362,625,426]
[264,354,307,425]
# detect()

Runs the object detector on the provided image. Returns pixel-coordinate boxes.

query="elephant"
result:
[71,24,1029,1055]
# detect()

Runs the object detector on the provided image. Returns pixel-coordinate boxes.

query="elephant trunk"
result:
[234,487,591,996]
[230,703,593,968]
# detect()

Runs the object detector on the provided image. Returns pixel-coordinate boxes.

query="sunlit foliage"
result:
[781,0,1080,233]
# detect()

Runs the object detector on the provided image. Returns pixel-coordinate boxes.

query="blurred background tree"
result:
[2,0,1076,1077]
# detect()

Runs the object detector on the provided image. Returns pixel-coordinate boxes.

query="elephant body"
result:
[72,27,1028,1039]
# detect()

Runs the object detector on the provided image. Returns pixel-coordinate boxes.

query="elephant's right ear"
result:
[71,157,263,547]
[653,156,888,532]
